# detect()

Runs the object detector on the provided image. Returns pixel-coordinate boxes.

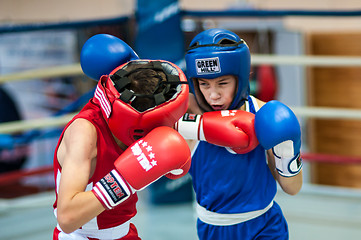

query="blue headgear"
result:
[185,28,250,111]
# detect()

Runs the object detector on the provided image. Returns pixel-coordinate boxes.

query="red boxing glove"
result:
[92,126,191,209]
[175,110,259,154]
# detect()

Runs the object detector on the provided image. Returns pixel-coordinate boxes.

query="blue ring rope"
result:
[0,16,129,34]
[181,9,361,18]
[2,9,361,34]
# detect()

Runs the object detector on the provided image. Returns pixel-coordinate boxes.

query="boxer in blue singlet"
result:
[184,28,303,240]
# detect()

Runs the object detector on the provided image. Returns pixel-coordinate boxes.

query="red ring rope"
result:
[301,153,361,164]
[0,165,53,185]
[0,152,360,185]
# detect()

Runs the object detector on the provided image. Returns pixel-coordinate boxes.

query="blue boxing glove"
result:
[255,100,302,177]
[80,34,139,81]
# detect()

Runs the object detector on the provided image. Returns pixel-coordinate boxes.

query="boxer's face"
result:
[198,75,237,111]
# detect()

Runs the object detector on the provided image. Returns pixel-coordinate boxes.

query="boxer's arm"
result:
[92,127,192,209]
[176,110,259,154]
[266,149,303,195]
[56,119,105,234]
[255,99,303,195]
[181,93,258,154]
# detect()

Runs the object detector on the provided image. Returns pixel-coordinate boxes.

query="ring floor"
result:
[1,183,361,240]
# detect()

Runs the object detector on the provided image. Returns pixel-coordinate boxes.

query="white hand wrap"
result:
[175,113,205,140]
[272,140,302,177]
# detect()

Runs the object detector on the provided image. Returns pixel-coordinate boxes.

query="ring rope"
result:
[1,9,361,35]
[0,165,53,185]
[0,152,360,186]
[0,113,75,134]
[181,9,361,18]
[1,55,361,83]
[0,63,82,83]
[0,88,94,149]
[292,106,361,120]
[0,16,129,34]
[1,106,361,134]
[251,54,361,67]
[302,153,361,164]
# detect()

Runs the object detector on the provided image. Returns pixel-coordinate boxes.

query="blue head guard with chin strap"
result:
[185,28,251,112]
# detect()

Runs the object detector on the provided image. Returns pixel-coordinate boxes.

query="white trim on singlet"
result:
[56,220,131,239]
[247,95,260,112]
[195,201,274,226]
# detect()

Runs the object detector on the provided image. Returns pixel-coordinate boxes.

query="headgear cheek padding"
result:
[94,60,189,146]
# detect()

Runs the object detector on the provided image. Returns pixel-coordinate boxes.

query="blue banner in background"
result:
[135,0,185,67]
[135,0,192,205]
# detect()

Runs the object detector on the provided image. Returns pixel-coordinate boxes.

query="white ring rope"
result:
[1,55,361,83]
[0,63,83,83]
[292,106,361,120]
[252,54,361,67]
[0,106,360,134]
[0,113,76,134]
